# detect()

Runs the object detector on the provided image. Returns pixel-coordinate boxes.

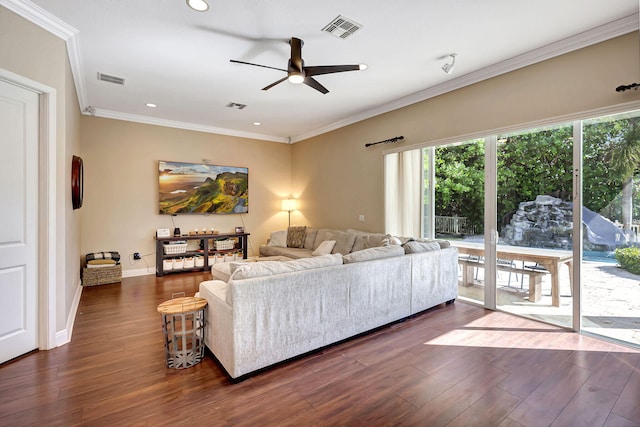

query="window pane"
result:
[582,111,640,347]
[429,139,485,305]
[496,123,574,328]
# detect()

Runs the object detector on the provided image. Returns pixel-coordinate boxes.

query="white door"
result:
[0,78,39,364]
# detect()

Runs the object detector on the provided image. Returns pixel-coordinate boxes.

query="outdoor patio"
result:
[457,260,640,347]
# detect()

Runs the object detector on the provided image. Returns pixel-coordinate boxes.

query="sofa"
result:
[198,228,458,379]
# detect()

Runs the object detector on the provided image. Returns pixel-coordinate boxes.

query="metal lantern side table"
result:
[157,296,208,369]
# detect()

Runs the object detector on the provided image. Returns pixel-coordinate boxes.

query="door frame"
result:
[0,67,57,351]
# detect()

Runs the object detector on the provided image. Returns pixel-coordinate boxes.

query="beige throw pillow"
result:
[331,231,358,254]
[303,227,318,249]
[402,240,441,254]
[342,245,405,264]
[351,233,388,252]
[312,240,336,256]
[267,230,287,247]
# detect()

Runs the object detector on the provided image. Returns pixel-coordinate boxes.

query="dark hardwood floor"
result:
[1,272,639,426]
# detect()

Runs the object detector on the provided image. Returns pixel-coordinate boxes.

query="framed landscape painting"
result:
[158,161,248,214]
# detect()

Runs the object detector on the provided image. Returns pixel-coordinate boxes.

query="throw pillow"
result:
[402,240,441,254]
[312,240,336,256]
[351,233,388,252]
[303,227,318,249]
[389,236,404,245]
[211,263,233,282]
[287,226,307,248]
[329,230,358,254]
[312,228,334,250]
[414,238,451,249]
[342,245,405,264]
[87,259,117,268]
[267,230,287,247]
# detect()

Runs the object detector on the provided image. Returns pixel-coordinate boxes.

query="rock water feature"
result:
[501,195,575,249]
[501,195,628,250]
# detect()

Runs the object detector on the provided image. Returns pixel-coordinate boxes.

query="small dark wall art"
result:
[158,160,248,215]
[71,155,83,209]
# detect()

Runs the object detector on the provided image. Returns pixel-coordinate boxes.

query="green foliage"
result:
[434,141,485,231]
[615,247,640,275]
[497,126,573,225]
[432,116,640,235]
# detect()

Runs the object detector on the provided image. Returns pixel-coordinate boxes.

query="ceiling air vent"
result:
[321,15,362,39]
[97,72,125,85]
[226,102,247,110]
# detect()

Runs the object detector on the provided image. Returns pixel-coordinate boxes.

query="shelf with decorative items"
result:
[155,232,249,276]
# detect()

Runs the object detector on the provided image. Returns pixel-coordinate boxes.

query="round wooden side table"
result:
[157,296,208,369]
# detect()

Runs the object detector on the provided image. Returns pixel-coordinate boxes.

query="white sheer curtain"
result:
[384,148,422,237]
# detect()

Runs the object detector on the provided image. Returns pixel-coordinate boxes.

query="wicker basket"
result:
[173,257,184,269]
[164,243,188,254]
[82,264,122,286]
[215,239,235,250]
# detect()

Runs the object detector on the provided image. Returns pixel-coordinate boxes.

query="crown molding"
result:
[65,34,87,108]
[2,0,88,108]
[290,14,639,143]
[1,0,76,39]
[86,108,290,143]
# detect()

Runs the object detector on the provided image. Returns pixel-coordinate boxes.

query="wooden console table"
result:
[155,232,249,277]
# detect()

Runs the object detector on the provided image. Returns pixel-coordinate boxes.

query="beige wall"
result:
[80,117,291,272]
[292,33,640,233]
[0,6,81,334]
[4,0,640,303]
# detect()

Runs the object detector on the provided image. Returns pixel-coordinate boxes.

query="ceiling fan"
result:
[230,37,367,94]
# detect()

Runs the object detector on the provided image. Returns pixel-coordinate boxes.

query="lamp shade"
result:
[281,199,297,211]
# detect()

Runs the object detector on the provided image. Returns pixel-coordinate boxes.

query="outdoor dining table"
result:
[450,241,573,307]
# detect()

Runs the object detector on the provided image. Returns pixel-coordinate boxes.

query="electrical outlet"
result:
[133,252,141,260]
[358,214,365,222]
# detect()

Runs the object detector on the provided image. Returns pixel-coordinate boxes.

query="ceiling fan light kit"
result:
[287,72,305,84]
[230,37,366,94]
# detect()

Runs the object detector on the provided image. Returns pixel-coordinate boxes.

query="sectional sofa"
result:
[197,228,458,379]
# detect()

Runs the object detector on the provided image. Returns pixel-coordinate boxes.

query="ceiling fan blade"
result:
[304,65,362,77]
[262,76,288,91]
[304,77,329,94]
[289,37,304,72]
[230,59,287,72]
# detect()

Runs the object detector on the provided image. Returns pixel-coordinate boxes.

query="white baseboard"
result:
[122,267,155,278]
[55,278,83,347]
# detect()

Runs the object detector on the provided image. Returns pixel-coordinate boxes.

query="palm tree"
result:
[607,116,640,235]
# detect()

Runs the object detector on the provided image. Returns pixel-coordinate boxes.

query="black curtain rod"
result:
[615,82,640,92]
[365,135,404,148]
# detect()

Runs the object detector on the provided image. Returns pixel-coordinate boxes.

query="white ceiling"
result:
[7,0,640,142]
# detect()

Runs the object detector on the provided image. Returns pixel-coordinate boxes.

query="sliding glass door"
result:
[427,140,485,306]
[494,124,575,328]
[582,112,640,345]
[391,108,640,347]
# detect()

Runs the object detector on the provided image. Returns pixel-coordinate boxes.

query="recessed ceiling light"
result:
[186,0,209,12]
[253,122,261,126]
[145,103,157,108]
